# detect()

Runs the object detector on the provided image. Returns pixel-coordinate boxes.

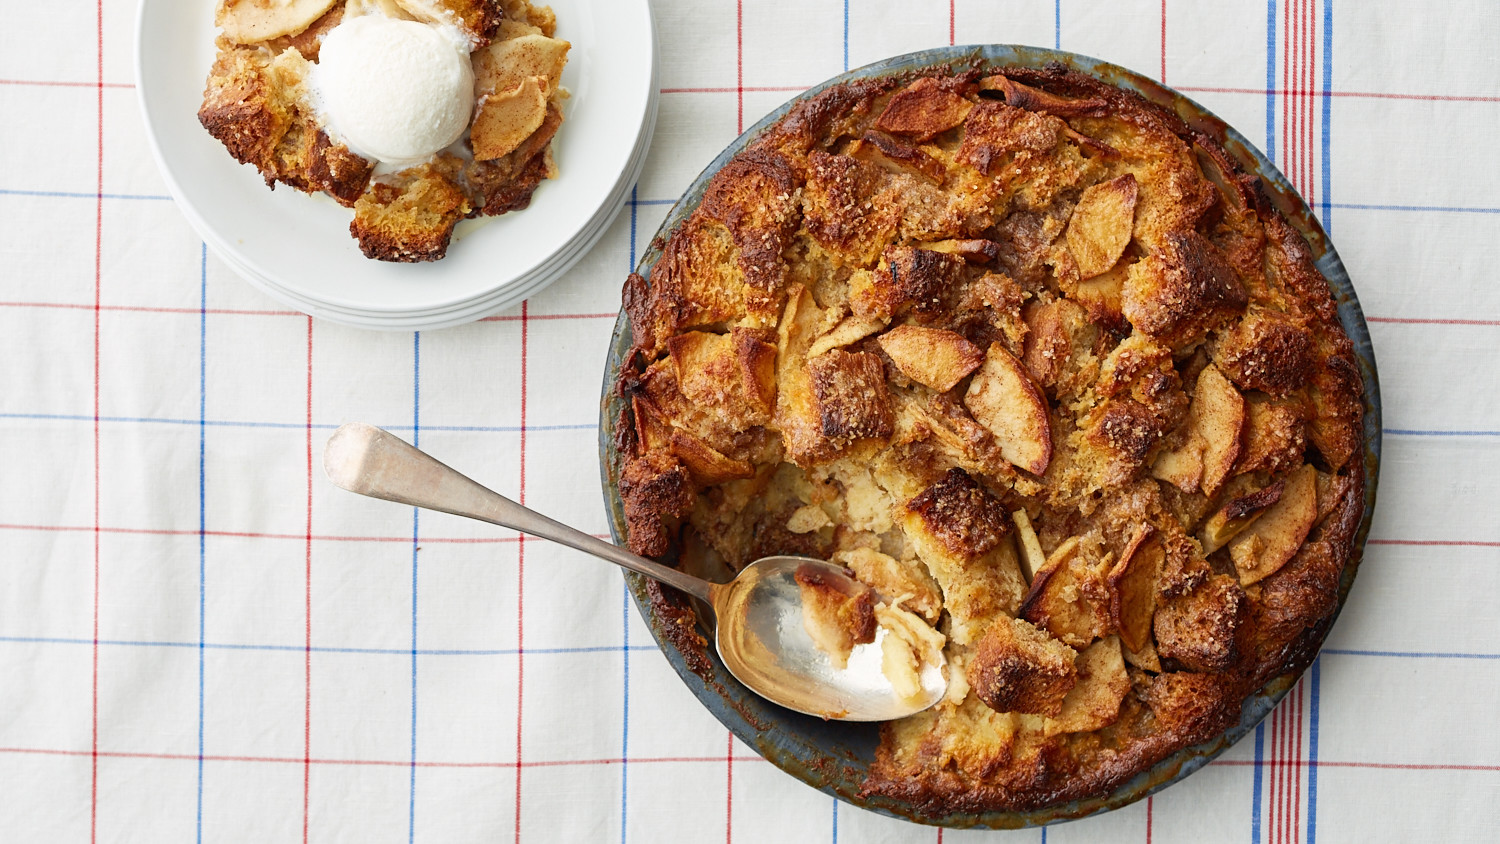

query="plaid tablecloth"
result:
[3,1,1499,841]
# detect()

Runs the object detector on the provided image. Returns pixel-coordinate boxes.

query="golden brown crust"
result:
[617,64,1366,815]
[350,157,471,262]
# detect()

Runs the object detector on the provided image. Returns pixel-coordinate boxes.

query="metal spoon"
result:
[323,422,946,721]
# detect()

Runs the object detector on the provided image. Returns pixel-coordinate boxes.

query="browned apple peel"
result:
[1198,478,1286,554]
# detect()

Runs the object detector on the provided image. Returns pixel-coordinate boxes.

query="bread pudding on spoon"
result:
[198,0,570,262]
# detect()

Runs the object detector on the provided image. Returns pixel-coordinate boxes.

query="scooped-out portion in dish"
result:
[199,0,570,262]
[612,64,1365,813]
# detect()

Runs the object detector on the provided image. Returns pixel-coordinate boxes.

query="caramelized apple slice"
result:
[1152,364,1244,496]
[1198,479,1285,553]
[807,314,886,358]
[471,76,548,160]
[473,33,572,98]
[217,0,339,43]
[1107,527,1163,654]
[1018,537,1111,648]
[1066,174,1138,279]
[964,343,1053,475]
[1229,465,1318,586]
[877,325,984,392]
[1011,509,1046,584]
[1044,635,1131,736]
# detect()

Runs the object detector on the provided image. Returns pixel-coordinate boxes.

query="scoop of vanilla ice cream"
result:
[314,15,475,165]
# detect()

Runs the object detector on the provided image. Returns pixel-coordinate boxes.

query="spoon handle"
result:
[324,423,713,602]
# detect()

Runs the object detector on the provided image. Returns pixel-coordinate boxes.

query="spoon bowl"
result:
[323,422,946,721]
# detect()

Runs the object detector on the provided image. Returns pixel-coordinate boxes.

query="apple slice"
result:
[217,0,339,43]
[1229,465,1318,586]
[1019,537,1111,648]
[964,343,1053,475]
[807,314,886,358]
[471,76,549,160]
[1044,635,1131,736]
[878,325,984,392]
[1066,174,1138,279]
[1011,509,1046,584]
[1107,527,1163,654]
[1198,479,1285,553]
[1151,364,1244,496]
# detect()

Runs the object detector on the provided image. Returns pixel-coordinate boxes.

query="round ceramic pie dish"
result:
[598,44,1380,829]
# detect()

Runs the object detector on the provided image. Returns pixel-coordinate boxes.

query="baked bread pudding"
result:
[199,0,569,262]
[613,64,1366,813]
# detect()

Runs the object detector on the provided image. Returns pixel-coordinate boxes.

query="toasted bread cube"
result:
[968,615,1078,717]
[795,565,877,669]
[851,246,966,321]
[1122,231,1248,350]
[807,350,895,449]
[1154,574,1243,672]
[899,469,1025,644]
[668,327,778,430]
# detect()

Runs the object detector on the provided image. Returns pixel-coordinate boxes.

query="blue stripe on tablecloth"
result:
[0,636,656,656]
[1266,0,1278,163]
[0,188,171,200]
[1253,722,1265,844]
[0,412,594,433]
[196,243,206,844]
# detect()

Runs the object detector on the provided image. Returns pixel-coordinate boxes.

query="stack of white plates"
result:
[137,0,658,331]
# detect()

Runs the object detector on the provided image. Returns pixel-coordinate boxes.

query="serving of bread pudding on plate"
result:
[612,64,1366,813]
[198,0,569,262]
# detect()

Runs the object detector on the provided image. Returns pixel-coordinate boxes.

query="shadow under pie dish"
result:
[600,46,1379,828]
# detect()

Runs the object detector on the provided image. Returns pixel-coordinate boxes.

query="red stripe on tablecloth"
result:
[658,86,805,94]
[1175,85,1500,104]
[1367,317,1500,327]
[1295,679,1305,842]
[1160,0,1168,82]
[949,0,955,46]
[303,317,314,844]
[1369,539,1500,548]
[0,78,133,88]
[90,1,103,839]
[514,301,528,843]
[736,0,744,135]
[725,731,734,844]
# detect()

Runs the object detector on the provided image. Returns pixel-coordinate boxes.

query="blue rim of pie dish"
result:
[597,44,1381,830]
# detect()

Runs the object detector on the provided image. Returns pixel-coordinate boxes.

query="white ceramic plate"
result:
[136,0,656,317]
